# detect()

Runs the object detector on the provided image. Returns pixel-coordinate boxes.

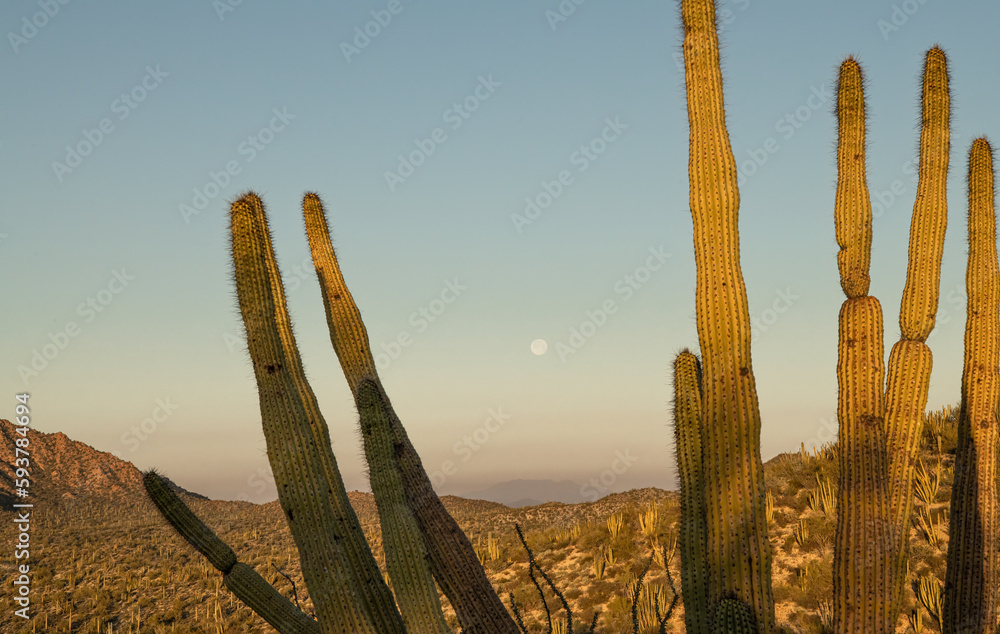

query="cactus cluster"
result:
[147,191,520,633]
[140,1,1000,632]
[831,46,951,631]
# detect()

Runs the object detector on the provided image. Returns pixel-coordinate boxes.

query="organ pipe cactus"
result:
[831,48,950,632]
[670,349,710,634]
[302,192,519,633]
[942,137,1000,633]
[677,0,774,629]
[146,190,524,633]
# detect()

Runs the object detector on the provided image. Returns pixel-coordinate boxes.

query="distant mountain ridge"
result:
[0,418,205,506]
[459,478,589,507]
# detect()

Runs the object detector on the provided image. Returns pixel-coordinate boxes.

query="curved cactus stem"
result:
[943,137,1000,633]
[143,470,321,634]
[231,192,405,634]
[302,192,520,634]
[679,0,775,629]
[884,46,950,617]
[357,379,452,634]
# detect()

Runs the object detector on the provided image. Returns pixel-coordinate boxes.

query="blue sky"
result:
[3,1,999,503]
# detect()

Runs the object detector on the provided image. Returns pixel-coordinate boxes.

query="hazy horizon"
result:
[3,1,995,503]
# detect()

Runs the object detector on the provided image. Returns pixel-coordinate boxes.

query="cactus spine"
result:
[832,49,951,632]
[943,137,1000,633]
[302,192,519,633]
[679,0,774,629]
[671,349,710,634]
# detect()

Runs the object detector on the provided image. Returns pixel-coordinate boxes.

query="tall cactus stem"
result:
[231,192,404,634]
[680,0,774,629]
[356,379,452,634]
[302,192,520,633]
[942,137,1000,633]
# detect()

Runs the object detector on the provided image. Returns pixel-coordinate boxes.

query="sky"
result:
[3,1,999,503]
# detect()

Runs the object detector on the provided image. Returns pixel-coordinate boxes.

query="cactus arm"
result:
[671,349,711,634]
[230,193,405,634]
[943,137,1000,633]
[143,470,322,634]
[831,57,895,633]
[679,0,775,629]
[357,379,452,634]
[302,192,519,633]
[883,46,951,617]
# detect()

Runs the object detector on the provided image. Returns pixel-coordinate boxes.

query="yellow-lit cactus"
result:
[832,48,951,631]
[678,0,774,629]
[942,137,1000,632]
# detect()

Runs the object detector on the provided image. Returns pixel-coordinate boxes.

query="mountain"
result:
[458,478,587,507]
[0,418,205,506]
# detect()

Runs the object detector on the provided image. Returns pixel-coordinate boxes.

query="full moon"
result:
[530,339,548,355]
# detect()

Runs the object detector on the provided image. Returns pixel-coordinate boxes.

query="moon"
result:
[530,339,548,355]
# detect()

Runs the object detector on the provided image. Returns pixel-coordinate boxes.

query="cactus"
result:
[831,48,950,631]
[942,137,1000,632]
[143,470,321,634]
[302,192,519,633]
[677,0,775,629]
[671,349,711,634]
[711,598,758,634]
[355,378,451,634]
[229,192,404,633]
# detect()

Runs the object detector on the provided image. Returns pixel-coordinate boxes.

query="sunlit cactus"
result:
[942,137,1000,633]
[677,0,775,629]
[831,48,951,631]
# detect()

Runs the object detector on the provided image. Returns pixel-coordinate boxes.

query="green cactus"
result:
[302,192,519,633]
[143,470,321,634]
[832,48,951,632]
[943,137,1000,633]
[711,597,758,634]
[678,0,775,630]
[670,349,710,634]
[230,193,404,633]
[356,378,451,634]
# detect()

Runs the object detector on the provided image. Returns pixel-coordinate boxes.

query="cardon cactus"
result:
[677,0,775,629]
[831,48,950,632]
[145,191,522,633]
[942,137,1000,633]
[670,349,710,634]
